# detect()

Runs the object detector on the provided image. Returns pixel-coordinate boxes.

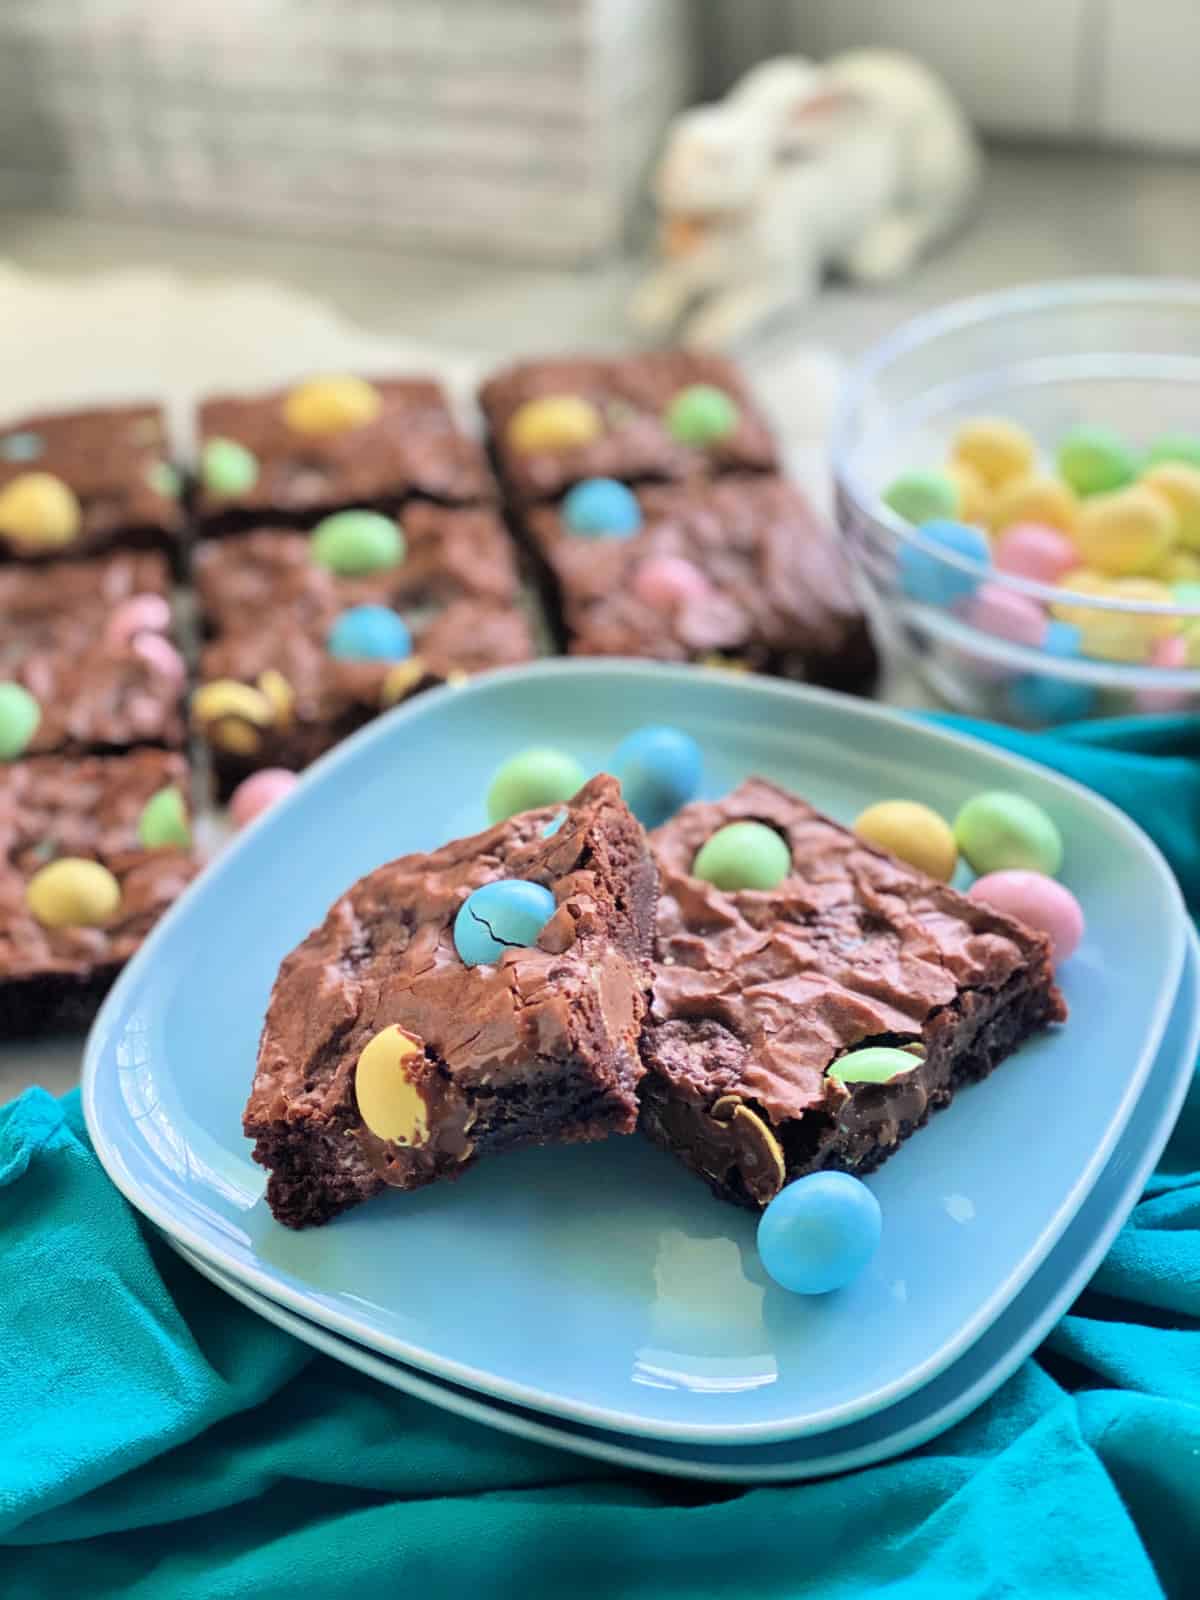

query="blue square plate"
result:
[83,662,1188,1445]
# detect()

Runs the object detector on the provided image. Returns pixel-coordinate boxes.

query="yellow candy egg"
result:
[380,656,428,707]
[1053,574,1179,663]
[1150,547,1200,584]
[1141,462,1200,551]
[945,461,991,526]
[951,418,1036,490]
[852,800,958,882]
[0,472,82,550]
[507,396,602,454]
[257,668,295,730]
[283,375,382,437]
[987,473,1079,536]
[1074,485,1176,577]
[27,857,121,929]
[354,1025,430,1146]
[192,679,275,755]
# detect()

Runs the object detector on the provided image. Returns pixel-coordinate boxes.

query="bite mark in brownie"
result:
[640,778,1066,1207]
[245,775,658,1228]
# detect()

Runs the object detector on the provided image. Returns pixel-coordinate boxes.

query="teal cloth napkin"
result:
[2,714,1198,1600]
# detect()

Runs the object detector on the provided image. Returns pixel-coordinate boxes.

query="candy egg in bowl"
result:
[832,279,1200,722]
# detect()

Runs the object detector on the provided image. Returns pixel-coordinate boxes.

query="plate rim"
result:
[82,660,1190,1443]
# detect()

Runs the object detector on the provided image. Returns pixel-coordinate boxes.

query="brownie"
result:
[0,551,186,756]
[196,377,494,533]
[640,779,1066,1208]
[479,350,779,503]
[0,404,183,563]
[245,775,658,1228]
[524,476,878,692]
[0,750,196,1033]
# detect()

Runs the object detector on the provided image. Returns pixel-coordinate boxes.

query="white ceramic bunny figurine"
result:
[631,51,981,350]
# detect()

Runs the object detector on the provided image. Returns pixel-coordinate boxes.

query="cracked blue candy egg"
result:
[757,1171,882,1295]
[453,879,557,967]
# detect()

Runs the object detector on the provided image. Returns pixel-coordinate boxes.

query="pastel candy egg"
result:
[0,430,43,462]
[131,633,187,689]
[104,592,172,648]
[945,461,991,525]
[1075,485,1175,576]
[965,583,1047,649]
[354,1025,429,1147]
[881,468,958,527]
[609,725,702,829]
[1133,633,1193,714]
[379,656,429,707]
[311,510,404,576]
[1140,462,1200,550]
[1173,580,1200,608]
[665,384,738,446]
[1007,619,1097,725]
[898,519,990,608]
[1053,573,1178,662]
[1152,548,1200,583]
[201,437,259,498]
[562,478,642,538]
[192,678,275,755]
[146,460,182,500]
[283,375,382,436]
[828,1045,923,1085]
[1146,433,1200,471]
[26,857,121,929]
[327,604,411,662]
[988,474,1079,536]
[1057,426,1138,497]
[757,1172,882,1295]
[229,768,299,829]
[968,870,1085,965]
[692,821,790,892]
[994,523,1079,583]
[0,681,40,760]
[453,879,557,967]
[507,396,602,454]
[0,472,82,550]
[953,791,1063,876]
[852,800,957,882]
[951,417,1036,489]
[631,554,712,611]
[487,748,588,824]
[137,785,191,849]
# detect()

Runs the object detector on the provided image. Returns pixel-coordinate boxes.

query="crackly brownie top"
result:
[0,750,196,978]
[647,778,1056,1124]
[527,476,873,674]
[196,376,493,518]
[0,403,183,557]
[248,775,658,1135]
[479,350,779,501]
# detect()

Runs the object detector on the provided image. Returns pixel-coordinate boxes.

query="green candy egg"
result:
[1146,434,1200,472]
[953,791,1063,876]
[665,384,738,447]
[137,785,191,849]
[881,468,959,526]
[487,748,588,824]
[1172,581,1200,608]
[692,821,791,892]
[0,681,40,760]
[1056,426,1137,497]
[311,510,404,577]
[147,461,183,500]
[828,1045,923,1085]
[202,437,259,497]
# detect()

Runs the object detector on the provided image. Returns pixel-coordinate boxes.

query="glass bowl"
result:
[832,278,1200,722]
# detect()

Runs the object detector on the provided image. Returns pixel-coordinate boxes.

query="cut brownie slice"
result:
[0,750,196,1033]
[524,475,878,692]
[640,778,1066,1208]
[246,775,658,1229]
[0,404,183,563]
[196,376,494,534]
[479,350,779,504]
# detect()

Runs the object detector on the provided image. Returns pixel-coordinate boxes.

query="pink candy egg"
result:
[105,592,172,648]
[968,870,1084,964]
[130,632,187,688]
[230,767,298,829]
[1133,633,1193,714]
[994,523,1079,584]
[965,582,1048,649]
[632,555,712,611]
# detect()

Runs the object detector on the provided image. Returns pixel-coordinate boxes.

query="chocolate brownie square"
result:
[196,376,494,533]
[0,404,183,563]
[640,779,1066,1208]
[245,775,658,1228]
[0,749,196,1033]
[479,350,779,503]
[0,551,186,757]
[524,476,878,692]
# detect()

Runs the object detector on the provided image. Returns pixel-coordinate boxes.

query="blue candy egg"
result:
[757,1171,882,1295]
[562,478,642,539]
[609,725,702,829]
[0,430,44,462]
[899,519,990,608]
[1007,618,1098,724]
[327,604,412,662]
[453,879,557,967]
